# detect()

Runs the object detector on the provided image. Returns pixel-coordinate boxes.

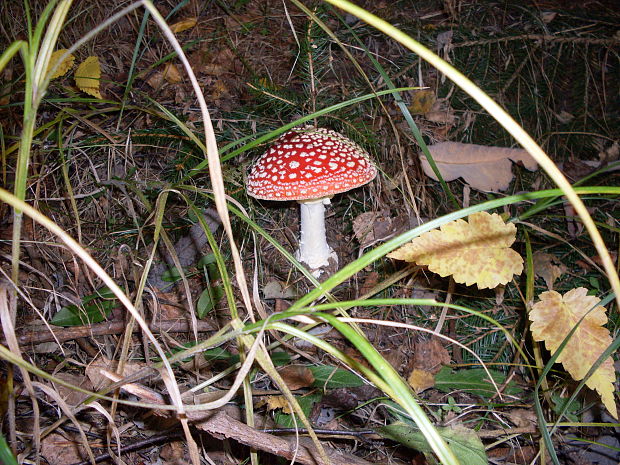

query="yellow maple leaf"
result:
[47,49,75,79]
[387,212,523,289]
[75,56,102,99]
[529,288,617,419]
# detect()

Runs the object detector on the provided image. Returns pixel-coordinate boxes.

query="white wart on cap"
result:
[247,127,377,201]
[247,127,377,276]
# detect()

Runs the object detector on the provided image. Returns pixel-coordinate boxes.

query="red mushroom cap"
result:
[247,127,377,201]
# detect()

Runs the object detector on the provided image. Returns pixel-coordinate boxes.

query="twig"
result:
[69,429,184,465]
[12,319,215,345]
[477,427,538,438]
[455,34,620,48]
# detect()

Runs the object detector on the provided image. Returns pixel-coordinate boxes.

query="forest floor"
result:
[0,0,619,464]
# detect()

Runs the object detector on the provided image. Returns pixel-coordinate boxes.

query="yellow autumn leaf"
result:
[47,49,75,79]
[529,288,617,419]
[409,89,436,115]
[256,395,292,414]
[170,17,197,33]
[387,212,523,289]
[75,56,102,99]
[407,368,436,394]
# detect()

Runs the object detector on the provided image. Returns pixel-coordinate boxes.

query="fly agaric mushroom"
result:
[247,126,377,276]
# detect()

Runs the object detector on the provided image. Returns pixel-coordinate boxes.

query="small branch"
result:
[69,429,184,465]
[12,319,215,345]
[455,34,620,48]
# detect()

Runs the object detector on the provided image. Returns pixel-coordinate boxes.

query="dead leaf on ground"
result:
[163,62,182,84]
[85,355,146,391]
[420,142,538,192]
[256,395,293,414]
[263,280,296,299]
[529,288,617,419]
[407,338,451,393]
[388,212,523,289]
[170,17,197,33]
[41,432,85,465]
[424,99,457,125]
[506,408,537,428]
[277,365,315,390]
[410,89,436,115]
[408,368,436,394]
[75,56,102,99]
[52,372,93,407]
[146,71,164,89]
[533,251,567,290]
[47,49,75,79]
[353,210,425,249]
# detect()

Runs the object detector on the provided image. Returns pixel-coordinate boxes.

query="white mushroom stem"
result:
[295,198,338,273]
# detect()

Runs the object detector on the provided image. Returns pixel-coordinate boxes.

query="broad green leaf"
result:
[270,351,291,366]
[161,266,183,282]
[308,365,364,389]
[434,366,522,398]
[50,287,117,327]
[379,421,487,465]
[197,253,217,267]
[196,285,223,319]
[0,433,18,465]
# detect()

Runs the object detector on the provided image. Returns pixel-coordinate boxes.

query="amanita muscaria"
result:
[247,126,377,276]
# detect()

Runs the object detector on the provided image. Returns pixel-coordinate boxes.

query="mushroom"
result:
[247,126,377,276]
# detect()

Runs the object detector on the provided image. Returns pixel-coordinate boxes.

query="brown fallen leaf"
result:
[420,141,538,192]
[163,62,182,84]
[41,432,85,465]
[533,251,567,290]
[424,99,457,125]
[407,337,451,393]
[277,365,315,391]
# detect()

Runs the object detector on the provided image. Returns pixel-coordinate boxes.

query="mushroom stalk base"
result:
[296,199,337,275]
